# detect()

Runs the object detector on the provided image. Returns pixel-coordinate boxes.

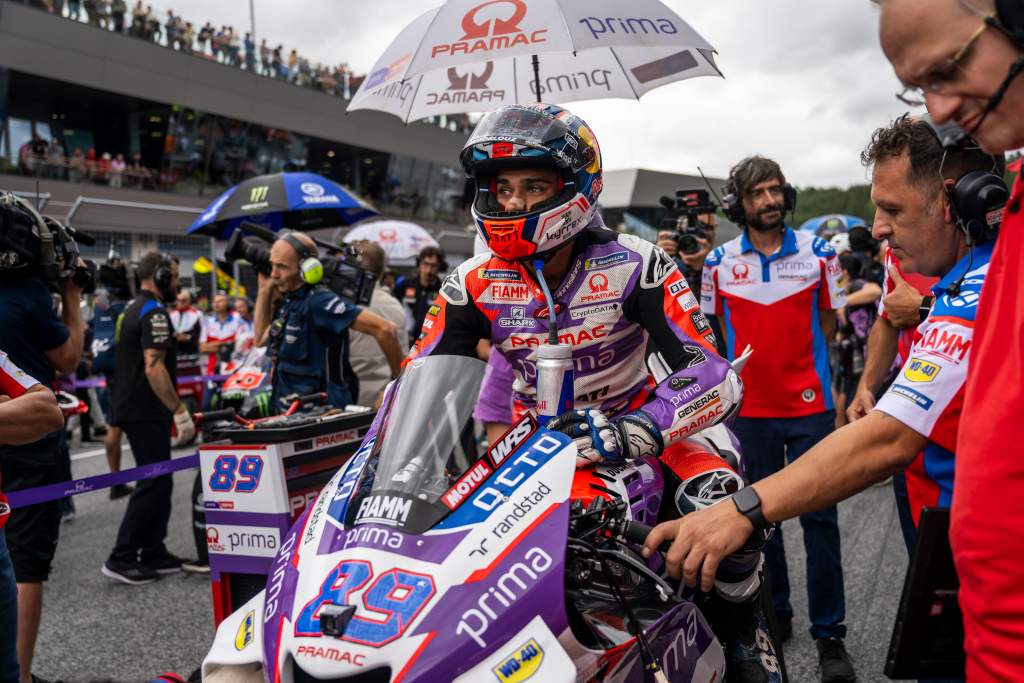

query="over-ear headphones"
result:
[921,115,1009,245]
[154,252,174,292]
[721,177,797,227]
[281,232,323,285]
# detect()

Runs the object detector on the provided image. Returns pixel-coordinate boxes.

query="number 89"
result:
[209,455,264,493]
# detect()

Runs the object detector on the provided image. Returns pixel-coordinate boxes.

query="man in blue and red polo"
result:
[702,156,852,679]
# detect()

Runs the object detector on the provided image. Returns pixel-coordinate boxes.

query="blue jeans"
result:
[0,531,20,683]
[733,411,847,640]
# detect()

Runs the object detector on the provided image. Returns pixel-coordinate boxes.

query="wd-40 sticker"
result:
[326,437,375,526]
[436,429,569,529]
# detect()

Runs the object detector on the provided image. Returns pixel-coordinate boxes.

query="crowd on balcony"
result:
[17,135,155,189]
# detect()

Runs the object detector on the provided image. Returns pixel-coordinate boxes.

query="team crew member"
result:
[0,351,64,683]
[252,232,403,411]
[171,290,203,357]
[394,245,445,345]
[700,156,853,679]
[410,104,779,681]
[0,193,85,683]
[877,2,1024,678]
[646,116,1005,678]
[104,252,196,585]
[200,292,243,375]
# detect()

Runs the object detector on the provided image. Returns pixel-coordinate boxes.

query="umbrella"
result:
[798,214,866,237]
[342,220,440,267]
[347,0,721,123]
[187,172,379,239]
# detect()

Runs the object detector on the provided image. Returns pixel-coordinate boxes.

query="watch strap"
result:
[919,295,935,322]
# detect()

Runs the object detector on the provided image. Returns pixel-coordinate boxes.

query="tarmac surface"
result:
[27,436,912,682]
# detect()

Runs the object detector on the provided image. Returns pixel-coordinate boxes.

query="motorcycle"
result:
[202,354,776,682]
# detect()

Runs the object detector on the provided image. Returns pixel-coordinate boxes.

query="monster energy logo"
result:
[250,186,269,203]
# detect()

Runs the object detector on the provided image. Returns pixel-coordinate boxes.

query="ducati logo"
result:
[588,273,610,293]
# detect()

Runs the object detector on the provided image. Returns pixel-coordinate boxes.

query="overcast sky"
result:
[145,0,912,188]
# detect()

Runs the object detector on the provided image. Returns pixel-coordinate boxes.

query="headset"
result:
[921,115,1009,246]
[721,169,797,227]
[154,252,175,292]
[281,232,324,285]
[994,0,1024,48]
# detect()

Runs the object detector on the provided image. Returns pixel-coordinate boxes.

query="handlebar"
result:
[621,520,673,555]
[193,409,237,424]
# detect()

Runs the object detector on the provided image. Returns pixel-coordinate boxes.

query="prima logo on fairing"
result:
[263,528,297,623]
[455,546,553,647]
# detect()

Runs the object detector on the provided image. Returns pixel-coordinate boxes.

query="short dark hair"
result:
[352,240,386,277]
[727,155,787,199]
[861,114,1004,195]
[136,251,177,281]
[418,245,445,263]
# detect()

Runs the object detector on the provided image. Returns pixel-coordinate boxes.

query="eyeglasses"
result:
[896,20,990,107]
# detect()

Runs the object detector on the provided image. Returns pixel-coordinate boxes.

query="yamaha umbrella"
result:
[798,214,866,237]
[348,0,721,123]
[187,172,379,239]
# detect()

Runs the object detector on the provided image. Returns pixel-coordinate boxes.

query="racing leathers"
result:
[410,226,743,454]
[409,227,769,613]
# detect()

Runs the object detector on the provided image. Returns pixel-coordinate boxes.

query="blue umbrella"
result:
[187,172,379,239]
[798,214,866,237]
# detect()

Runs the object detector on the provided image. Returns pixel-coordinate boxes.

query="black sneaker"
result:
[146,553,187,575]
[181,559,211,574]
[102,559,158,585]
[817,637,856,683]
[778,615,793,643]
[109,483,135,500]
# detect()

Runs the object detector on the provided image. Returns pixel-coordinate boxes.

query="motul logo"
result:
[432,0,547,58]
[442,460,493,510]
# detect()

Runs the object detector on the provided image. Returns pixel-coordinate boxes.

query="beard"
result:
[746,205,784,233]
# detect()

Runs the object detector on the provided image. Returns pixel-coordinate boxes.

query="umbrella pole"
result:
[532,54,541,103]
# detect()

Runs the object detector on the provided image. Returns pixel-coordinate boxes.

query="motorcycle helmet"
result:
[0,192,44,277]
[460,103,603,261]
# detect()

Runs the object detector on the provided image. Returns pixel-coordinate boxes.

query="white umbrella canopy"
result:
[342,220,440,267]
[348,0,722,123]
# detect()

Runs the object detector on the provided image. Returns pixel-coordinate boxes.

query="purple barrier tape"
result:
[71,374,230,389]
[7,454,199,509]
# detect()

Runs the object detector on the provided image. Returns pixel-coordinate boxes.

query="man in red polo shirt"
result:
[701,155,852,680]
[0,351,64,683]
[878,1,1024,679]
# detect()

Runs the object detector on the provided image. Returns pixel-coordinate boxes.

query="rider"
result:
[408,103,776,681]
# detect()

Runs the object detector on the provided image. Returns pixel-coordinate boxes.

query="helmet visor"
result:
[467,106,593,172]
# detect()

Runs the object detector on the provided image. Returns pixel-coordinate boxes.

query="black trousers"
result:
[109,419,172,564]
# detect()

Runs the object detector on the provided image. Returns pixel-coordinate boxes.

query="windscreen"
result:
[346,355,487,533]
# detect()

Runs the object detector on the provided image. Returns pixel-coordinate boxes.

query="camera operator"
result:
[655,194,719,295]
[0,193,87,683]
[103,252,195,585]
[877,2,1024,678]
[0,351,64,683]
[252,232,403,411]
[394,245,446,346]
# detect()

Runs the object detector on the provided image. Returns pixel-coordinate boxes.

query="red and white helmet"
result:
[460,103,603,261]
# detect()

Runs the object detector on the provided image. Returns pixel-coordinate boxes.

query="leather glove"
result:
[548,408,663,468]
[172,405,196,447]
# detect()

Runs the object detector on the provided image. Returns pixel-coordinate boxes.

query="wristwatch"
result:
[732,487,769,531]
[919,295,935,322]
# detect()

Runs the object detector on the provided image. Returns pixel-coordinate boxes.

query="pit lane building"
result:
[0,1,730,293]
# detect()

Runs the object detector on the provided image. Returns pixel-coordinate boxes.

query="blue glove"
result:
[549,408,663,468]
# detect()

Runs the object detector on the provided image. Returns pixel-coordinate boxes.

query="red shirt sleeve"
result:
[0,351,39,398]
